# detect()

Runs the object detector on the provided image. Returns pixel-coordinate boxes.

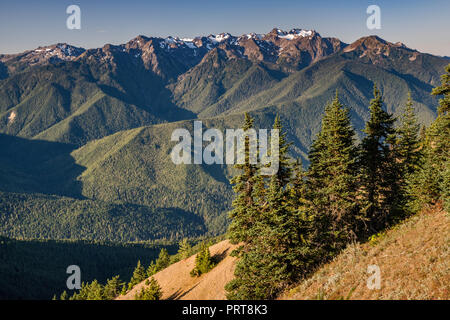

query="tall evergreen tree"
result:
[256,120,304,290]
[358,85,400,232]
[393,92,423,216]
[431,64,450,212]
[226,113,262,298]
[412,64,450,211]
[307,92,360,249]
[226,116,300,299]
[288,159,313,261]
[396,92,422,177]
[146,248,171,277]
[228,113,259,245]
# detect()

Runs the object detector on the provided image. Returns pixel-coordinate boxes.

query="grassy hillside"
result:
[117,207,448,300]
[283,206,449,300]
[0,236,178,300]
[118,240,238,300]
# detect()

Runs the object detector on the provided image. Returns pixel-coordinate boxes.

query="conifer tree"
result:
[178,238,192,259]
[145,248,171,278]
[430,64,450,211]
[146,261,155,277]
[103,275,124,300]
[155,248,170,271]
[134,277,162,300]
[86,280,104,300]
[128,260,147,290]
[396,92,422,177]
[393,92,423,216]
[288,159,314,266]
[190,242,215,277]
[228,113,259,245]
[226,116,300,299]
[359,85,400,232]
[120,284,127,296]
[60,290,68,300]
[69,280,105,300]
[307,92,360,249]
[226,113,266,299]
[411,64,450,211]
[257,120,304,290]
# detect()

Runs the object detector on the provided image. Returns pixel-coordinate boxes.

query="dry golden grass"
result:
[282,206,449,300]
[117,240,239,300]
[117,207,448,300]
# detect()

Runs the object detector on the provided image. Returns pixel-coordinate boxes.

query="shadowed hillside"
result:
[0,134,84,197]
[0,237,178,300]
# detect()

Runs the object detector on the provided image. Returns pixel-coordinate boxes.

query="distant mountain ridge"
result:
[0,28,447,146]
[1,28,346,75]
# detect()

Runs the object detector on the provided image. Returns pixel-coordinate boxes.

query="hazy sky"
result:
[0,0,449,56]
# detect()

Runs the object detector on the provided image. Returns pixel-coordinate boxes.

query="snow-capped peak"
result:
[31,43,85,60]
[277,29,314,40]
[161,36,198,49]
[243,33,264,40]
[207,33,232,44]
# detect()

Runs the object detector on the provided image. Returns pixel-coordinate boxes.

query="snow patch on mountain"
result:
[278,29,313,40]
[7,111,16,124]
[160,37,200,50]
[208,33,231,44]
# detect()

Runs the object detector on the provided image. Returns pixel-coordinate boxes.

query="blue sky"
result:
[0,0,449,56]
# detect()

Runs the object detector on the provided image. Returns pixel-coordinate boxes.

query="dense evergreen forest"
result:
[0,237,178,299]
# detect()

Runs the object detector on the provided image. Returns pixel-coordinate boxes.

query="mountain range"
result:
[0,28,448,241]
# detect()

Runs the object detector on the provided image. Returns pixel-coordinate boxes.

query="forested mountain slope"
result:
[0,29,448,242]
